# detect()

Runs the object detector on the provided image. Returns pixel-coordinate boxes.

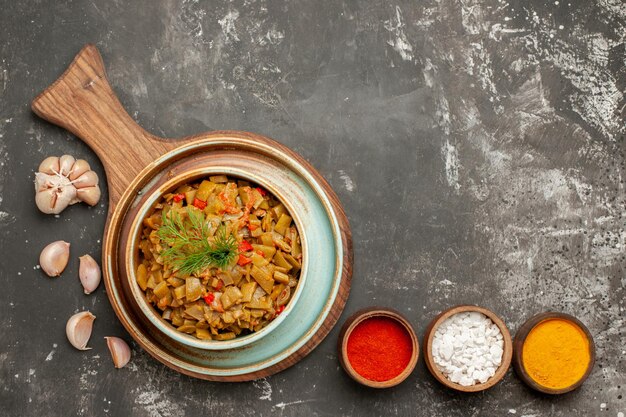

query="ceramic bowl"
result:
[423,305,513,392]
[338,307,419,388]
[512,312,595,394]
[127,170,308,350]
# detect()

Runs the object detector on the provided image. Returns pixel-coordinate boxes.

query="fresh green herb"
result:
[157,207,237,274]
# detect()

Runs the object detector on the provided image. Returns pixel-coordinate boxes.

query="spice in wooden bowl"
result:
[338,307,419,388]
[423,305,513,392]
[513,312,595,394]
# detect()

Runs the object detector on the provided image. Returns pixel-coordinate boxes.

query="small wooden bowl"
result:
[513,312,595,394]
[338,307,419,388]
[423,305,513,392]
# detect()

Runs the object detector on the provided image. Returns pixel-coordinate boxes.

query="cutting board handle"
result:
[32,44,173,206]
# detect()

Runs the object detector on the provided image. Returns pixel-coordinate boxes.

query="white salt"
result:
[432,311,504,386]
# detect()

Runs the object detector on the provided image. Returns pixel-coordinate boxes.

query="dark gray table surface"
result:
[1,1,624,416]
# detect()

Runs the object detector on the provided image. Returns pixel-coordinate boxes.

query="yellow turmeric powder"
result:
[522,318,591,389]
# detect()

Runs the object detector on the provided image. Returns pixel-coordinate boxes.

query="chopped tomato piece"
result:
[193,198,207,209]
[237,254,253,266]
[203,293,215,304]
[238,240,253,252]
[256,187,267,196]
[172,194,185,202]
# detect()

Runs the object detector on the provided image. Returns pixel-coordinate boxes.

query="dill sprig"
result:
[157,207,237,275]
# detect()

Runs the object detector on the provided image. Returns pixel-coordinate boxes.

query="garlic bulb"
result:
[39,240,70,277]
[34,155,101,214]
[35,173,76,215]
[105,337,131,368]
[66,311,96,350]
[79,255,101,294]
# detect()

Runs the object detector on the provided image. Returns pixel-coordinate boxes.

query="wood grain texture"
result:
[31,44,179,209]
[422,305,513,393]
[31,45,353,381]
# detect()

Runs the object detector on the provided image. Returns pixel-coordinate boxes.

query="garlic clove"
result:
[62,187,79,209]
[34,172,55,192]
[66,311,96,350]
[73,171,99,189]
[38,156,60,175]
[76,186,101,206]
[79,254,101,294]
[35,180,77,214]
[35,189,59,214]
[39,240,70,277]
[59,155,76,177]
[69,159,91,180]
[105,337,131,368]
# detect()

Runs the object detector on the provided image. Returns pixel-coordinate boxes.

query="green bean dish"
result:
[136,175,302,341]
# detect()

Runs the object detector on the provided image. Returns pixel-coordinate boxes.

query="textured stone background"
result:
[1,0,624,416]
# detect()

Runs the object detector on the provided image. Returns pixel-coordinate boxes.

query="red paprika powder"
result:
[346,317,413,382]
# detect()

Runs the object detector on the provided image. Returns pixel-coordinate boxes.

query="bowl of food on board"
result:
[129,173,306,350]
[423,305,513,392]
[512,312,595,394]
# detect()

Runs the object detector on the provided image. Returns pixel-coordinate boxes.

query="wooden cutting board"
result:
[32,44,353,381]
